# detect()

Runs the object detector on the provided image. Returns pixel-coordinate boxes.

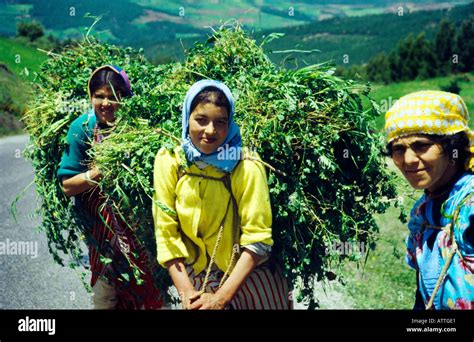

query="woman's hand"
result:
[165,259,201,310]
[61,166,102,197]
[180,289,202,310]
[189,292,229,310]
[89,165,101,181]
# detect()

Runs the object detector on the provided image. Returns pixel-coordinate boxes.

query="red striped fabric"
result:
[78,187,163,309]
[187,264,292,309]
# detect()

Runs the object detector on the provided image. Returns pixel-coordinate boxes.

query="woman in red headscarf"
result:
[57,65,163,309]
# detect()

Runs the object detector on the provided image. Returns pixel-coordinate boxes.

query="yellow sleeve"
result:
[152,147,189,267]
[232,158,273,247]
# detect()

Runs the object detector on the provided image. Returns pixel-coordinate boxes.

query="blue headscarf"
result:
[181,79,242,173]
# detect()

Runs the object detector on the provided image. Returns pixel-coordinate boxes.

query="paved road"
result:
[0,135,91,309]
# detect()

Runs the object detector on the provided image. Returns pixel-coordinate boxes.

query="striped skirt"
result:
[77,188,164,309]
[187,263,292,310]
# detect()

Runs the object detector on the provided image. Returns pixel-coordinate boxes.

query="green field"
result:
[143,2,474,67]
[366,73,474,131]
[0,36,47,80]
[0,67,29,136]
[0,37,46,136]
[342,173,422,309]
[9,0,448,39]
[261,2,474,67]
[1,0,470,66]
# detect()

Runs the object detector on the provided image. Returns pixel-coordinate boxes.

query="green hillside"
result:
[0,0,469,51]
[0,66,30,136]
[144,2,474,66]
[367,73,474,131]
[0,2,32,34]
[252,2,474,67]
[0,37,46,136]
[0,36,47,80]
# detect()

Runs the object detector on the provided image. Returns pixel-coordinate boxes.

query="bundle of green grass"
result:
[24,25,398,307]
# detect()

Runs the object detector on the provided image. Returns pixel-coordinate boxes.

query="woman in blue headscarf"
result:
[153,80,291,309]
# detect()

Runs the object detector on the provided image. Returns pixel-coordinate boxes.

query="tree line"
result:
[365,16,474,84]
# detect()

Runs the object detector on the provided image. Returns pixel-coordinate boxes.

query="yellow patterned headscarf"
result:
[384,90,474,171]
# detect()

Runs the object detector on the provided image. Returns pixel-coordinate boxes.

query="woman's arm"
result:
[189,249,265,310]
[61,166,101,197]
[153,148,190,266]
[153,148,196,308]
[165,258,201,309]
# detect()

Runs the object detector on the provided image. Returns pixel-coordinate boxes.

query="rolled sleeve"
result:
[242,242,272,256]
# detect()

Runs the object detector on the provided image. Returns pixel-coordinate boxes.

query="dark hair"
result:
[384,131,470,168]
[89,69,129,98]
[189,86,231,115]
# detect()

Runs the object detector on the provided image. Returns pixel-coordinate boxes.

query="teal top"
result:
[57,110,97,180]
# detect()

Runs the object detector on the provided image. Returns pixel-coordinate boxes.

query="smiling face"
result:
[391,134,456,192]
[92,85,121,125]
[188,102,229,154]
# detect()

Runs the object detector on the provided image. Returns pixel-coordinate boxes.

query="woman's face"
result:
[391,134,452,192]
[188,102,229,154]
[92,85,121,124]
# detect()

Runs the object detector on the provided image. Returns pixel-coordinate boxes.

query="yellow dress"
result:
[152,146,273,275]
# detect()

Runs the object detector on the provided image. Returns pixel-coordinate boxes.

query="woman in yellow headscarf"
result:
[384,90,474,310]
